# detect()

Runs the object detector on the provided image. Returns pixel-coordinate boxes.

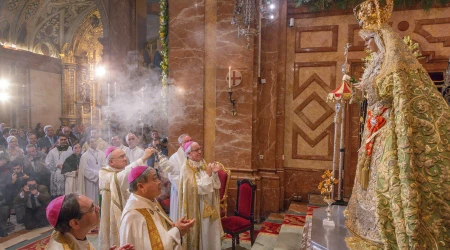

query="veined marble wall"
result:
[167,1,450,219]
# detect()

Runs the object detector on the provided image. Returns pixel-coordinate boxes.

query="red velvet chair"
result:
[217,163,231,218]
[221,179,256,250]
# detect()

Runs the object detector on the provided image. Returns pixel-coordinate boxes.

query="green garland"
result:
[159,0,169,114]
[292,0,450,11]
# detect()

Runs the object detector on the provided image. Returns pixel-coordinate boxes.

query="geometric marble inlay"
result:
[294,92,334,131]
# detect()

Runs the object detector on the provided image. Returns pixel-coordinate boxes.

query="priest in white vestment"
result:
[120,166,195,250]
[167,134,191,222]
[98,146,156,250]
[179,141,223,250]
[78,137,105,205]
[45,135,73,198]
[82,129,109,153]
[110,134,129,152]
[124,133,145,164]
[45,193,134,250]
[61,144,82,194]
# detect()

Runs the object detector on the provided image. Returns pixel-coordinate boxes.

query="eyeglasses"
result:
[111,154,127,160]
[80,204,96,216]
[191,147,202,152]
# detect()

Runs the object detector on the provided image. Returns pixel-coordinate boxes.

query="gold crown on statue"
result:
[353,0,393,30]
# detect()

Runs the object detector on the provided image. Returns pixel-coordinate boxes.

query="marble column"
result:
[168,0,206,151]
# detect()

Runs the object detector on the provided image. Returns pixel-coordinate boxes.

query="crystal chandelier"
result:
[232,0,277,49]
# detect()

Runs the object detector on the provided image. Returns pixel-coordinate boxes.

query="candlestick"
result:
[228,66,231,88]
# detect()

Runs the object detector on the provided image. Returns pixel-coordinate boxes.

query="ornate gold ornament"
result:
[353,0,393,30]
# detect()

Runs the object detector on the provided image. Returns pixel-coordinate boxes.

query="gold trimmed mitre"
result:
[353,0,393,30]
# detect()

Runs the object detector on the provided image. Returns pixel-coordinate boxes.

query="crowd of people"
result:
[0,122,167,234]
[0,122,224,250]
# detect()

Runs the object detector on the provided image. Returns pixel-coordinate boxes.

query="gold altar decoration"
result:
[318,170,338,223]
[60,9,104,126]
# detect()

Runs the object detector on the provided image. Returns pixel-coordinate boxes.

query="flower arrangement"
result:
[318,170,338,196]
[159,0,169,114]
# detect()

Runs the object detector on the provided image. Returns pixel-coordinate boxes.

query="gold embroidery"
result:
[47,231,93,250]
[113,172,123,211]
[136,209,164,250]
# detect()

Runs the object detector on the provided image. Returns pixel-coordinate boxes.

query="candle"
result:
[108,83,110,105]
[90,105,93,124]
[114,82,117,98]
[228,66,231,89]
[81,106,84,123]
[99,109,101,121]
[141,88,144,104]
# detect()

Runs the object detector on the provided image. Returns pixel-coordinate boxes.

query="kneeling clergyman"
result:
[120,166,195,250]
[45,193,134,250]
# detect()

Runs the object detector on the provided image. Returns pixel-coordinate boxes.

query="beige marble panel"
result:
[30,69,62,127]
[300,31,333,48]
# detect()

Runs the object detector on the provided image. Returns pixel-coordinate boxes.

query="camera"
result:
[16,172,24,179]
[28,184,37,191]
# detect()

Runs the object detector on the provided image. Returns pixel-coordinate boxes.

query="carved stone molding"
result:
[347,24,365,51]
[294,92,334,131]
[291,61,336,161]
[295,25,338,53]
[292,123,334,160]
[293,62,336,99]
[413,18,450,47]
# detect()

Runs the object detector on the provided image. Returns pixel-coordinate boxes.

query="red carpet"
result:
[14,227,98,250]
[224,229,260,242]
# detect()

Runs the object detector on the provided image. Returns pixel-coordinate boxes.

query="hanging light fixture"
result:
[231,0,277,49]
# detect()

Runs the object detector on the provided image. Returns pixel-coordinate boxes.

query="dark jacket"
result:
[61,153,80,174]
[23,151,51,189]
[36,136,58,153]
[13,185,51,208]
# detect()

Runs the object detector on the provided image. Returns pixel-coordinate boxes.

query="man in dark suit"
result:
[23,144,50,190]
[13,178,50,230]
[0,127,10,148]
[62,126,77,148]
[36,125,57,153]
[26,132,38,148]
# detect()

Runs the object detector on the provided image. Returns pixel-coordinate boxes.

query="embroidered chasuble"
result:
[179,159,223,250]
[120,194,181,250]
[46,231,94,250]
[98,158,144,250]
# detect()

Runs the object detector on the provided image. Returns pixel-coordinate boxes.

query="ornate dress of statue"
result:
[345,1,450,249]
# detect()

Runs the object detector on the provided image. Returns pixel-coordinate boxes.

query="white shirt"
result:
[124,146,145,164]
